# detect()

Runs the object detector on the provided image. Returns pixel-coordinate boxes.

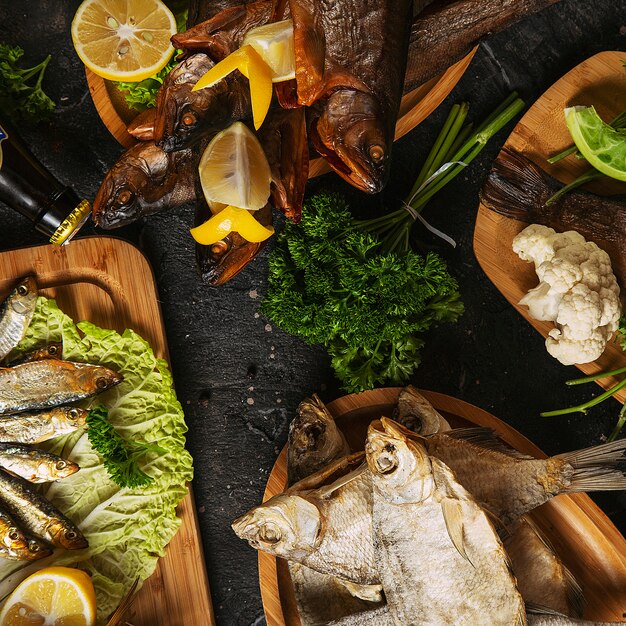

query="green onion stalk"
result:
[546,107,626,205]
[355,93,525,253]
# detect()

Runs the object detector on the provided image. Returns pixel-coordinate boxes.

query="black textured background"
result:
[1,1,626,624]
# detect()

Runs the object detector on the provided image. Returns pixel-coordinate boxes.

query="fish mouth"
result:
[231,513,255,541]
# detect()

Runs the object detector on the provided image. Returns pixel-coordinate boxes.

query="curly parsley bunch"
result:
[261,193,463,392]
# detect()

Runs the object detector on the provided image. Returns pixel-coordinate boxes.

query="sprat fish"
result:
[5,342,63,367]
[0,470,87,550]
[0,276,38,362]
[0,359,122,415]
[0,443,79,483]
[0,407,88,444]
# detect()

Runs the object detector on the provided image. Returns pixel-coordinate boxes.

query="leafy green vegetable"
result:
[113,5,188,111]
[261,193,463,392]
[0,297,193,625]
[87,405,165,488]
[542,315,626,440]
[0,43,55,123]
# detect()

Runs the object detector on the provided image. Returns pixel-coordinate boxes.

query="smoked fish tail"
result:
[557,438,626,493]
[480,148,556,222]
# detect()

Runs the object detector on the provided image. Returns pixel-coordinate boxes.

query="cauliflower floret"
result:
[513,224,622,366]
[512,225,586,269]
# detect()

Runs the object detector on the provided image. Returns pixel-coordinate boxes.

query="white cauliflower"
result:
[512,224,621,366]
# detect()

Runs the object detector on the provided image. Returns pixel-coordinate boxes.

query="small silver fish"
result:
[367,418,525,626]
[0,470,87,550]
[0,443,79,483]
[0,359,123,415]
[0,407,88,444]
[0,277,38,361]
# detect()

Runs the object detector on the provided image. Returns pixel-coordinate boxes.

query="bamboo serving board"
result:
[259,387,626,625]
[85,47,477,175]
[473,50,626,403]
[0,237,214,626]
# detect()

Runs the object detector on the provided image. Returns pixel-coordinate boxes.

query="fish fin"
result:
[556,439,626,492]
[480,148,553,221]
[442,428,536,460]
[441,497,474,567]
[314,462,368,498]
[524,602,567,616]
[338,580,384,603]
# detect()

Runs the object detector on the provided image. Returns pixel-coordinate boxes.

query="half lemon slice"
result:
[242,19,296,83]
[198,122,272,211]
[71,0,177,82]
[0,566,96,626]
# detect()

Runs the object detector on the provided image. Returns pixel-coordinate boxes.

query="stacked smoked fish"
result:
[0,277,122,561]
[233,388,626,625]
[92,0,563,286]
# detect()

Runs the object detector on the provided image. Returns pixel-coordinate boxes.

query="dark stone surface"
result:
[1,1,626,624]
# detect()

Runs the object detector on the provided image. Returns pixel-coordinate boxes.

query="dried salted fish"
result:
[367,418,524,625]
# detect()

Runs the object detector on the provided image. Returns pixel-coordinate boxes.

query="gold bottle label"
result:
[49,199,92,245]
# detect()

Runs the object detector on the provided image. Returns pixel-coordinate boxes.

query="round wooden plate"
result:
[258,388,626,625]
[85,48,478,177]
[473,50,626,403]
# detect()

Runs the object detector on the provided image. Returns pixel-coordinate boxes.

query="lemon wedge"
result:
[71,0,177,82]
[192,45,273,129]
[198,122,271,210]
[242,19,296,83]
[565,105,626,182]
[191,205,275,245]
[0,566,96,626]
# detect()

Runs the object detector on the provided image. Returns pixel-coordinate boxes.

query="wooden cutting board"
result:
[0,236,214,626]
[473,50,626,403]
[258,388,626,625]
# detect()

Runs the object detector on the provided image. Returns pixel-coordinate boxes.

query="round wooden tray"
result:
[473,50,626,403]
[259,388,626,625]
[85,48,477,178]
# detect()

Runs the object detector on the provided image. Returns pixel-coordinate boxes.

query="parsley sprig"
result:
[87,406,165,488]
[0,43,55,123]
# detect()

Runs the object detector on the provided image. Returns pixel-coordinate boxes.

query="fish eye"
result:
[68,408,80,420]
[210,240,229,256]
[116,189,134,206]
[96,376,109,389]
[368,144,385,163]
[56,461,67,470]
[65,530,77,540]
[374,444,398,475]
[17,284,28,296]
[29,541,41,552]
[259,523,281,544]
[48,345,58,355]
[182,112,197,127]
[8,529,19,541]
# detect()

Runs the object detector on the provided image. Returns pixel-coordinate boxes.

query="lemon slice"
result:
[191,205,274,244]
[0,566,96,626]
[241,19,296,83]
[71,0,177,82]
[199,122,271,210]
[565,105,626,182]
